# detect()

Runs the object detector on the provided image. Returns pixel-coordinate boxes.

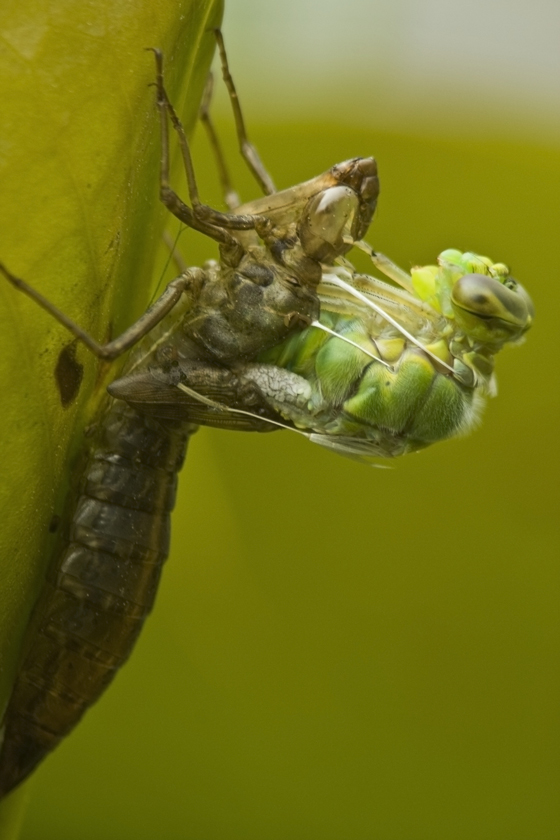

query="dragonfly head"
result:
[450,272,534,347]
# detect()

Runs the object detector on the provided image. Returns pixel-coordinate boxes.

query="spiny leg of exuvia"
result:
[0,30,386,797]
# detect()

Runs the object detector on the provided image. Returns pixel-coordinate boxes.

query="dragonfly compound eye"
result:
[298,186,359,262]
[451,273,533,345]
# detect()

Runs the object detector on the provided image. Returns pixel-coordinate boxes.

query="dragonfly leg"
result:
[213,28,276,197]
[151,49,273,236]
[367,249,414,293]
[149,48,243,255]
[0,262,206,361]
[199,72,241,210]
[347,239,414,293]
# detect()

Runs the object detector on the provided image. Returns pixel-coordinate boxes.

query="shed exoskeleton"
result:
[0,33,379,797]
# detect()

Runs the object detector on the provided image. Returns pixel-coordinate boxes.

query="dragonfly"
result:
[238,247,534,459]
[0,29,532,799]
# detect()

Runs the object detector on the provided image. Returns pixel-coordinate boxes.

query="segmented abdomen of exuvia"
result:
[0,397,194,798]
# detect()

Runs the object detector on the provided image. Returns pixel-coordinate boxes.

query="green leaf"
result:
[0,0,223,822]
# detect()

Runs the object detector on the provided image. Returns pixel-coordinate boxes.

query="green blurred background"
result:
[10,0,560,837]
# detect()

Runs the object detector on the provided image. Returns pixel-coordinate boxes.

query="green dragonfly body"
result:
[241,249,534,459]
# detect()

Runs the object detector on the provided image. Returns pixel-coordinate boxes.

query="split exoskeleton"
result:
[0,32,382,797]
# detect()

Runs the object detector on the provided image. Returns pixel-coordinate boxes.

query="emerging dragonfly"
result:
[0,30,532,798]
[166,245,533,460]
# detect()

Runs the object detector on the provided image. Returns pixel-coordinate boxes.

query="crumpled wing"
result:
[108,363,283,432]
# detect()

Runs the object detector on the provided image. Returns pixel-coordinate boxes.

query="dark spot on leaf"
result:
[49,514,61,533]
[55,342,84,407]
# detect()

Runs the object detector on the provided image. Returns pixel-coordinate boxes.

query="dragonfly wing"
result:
[108,364,282,431]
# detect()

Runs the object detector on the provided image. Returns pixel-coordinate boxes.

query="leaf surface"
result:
[0,0,223,820]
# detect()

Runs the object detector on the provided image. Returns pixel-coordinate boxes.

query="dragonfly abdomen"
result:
[0,399,194,797]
